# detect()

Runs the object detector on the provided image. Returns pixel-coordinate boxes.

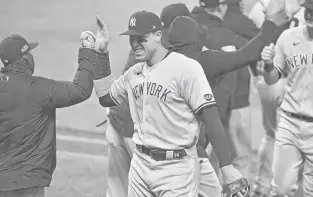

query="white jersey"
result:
[274,25,313,117]
[109,52,216,150]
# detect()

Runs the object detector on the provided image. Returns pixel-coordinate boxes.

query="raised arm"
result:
[199,20,276,80]
[262,32,289,85]
[93,16,128,108]
[45,32,97,108]
[198,0,289,80]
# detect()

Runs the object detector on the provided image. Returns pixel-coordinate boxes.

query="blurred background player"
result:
[261,0,313,196]
[248,0,306,196]
[191,0,253,182]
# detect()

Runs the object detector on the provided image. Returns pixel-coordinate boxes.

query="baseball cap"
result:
[0,34,39,66]
[302,0,313,10]
[160,3,191,29]
[120,11,163,36]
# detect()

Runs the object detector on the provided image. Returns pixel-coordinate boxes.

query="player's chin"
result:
[135,52,147,61]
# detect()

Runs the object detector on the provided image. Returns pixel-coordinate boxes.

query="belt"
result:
[283,110,313,122]
[136,145,187,161]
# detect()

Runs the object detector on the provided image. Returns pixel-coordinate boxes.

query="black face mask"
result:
[1,52,35,75]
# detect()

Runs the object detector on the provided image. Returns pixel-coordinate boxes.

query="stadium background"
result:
[1,0,296,196]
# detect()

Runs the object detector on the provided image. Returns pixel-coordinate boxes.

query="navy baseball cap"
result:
[160,3,191,29]
[0,34,39,66]
[120,11,163,36]
[302,0,313,10]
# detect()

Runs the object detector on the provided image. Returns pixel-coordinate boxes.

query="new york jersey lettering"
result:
[286,53,310,69]
[131,82,171,102]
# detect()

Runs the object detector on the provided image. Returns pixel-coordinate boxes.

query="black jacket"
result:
[0,48,96,191]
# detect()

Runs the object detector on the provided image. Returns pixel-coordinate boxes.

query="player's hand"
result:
[95,15,109,53]
[220,165,244,184]
[222,177,250,197]
[80,31,96,49]
[261,43,275,65]
[264,0,289,26]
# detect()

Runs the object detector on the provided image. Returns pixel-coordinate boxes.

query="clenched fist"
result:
[261,43,276,65]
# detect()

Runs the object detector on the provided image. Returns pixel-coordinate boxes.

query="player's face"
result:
[304,8,313,38]
[285,0,303,18]
[129,31,160,61]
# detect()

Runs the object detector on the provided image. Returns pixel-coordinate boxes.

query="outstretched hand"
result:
[95,15,109,53]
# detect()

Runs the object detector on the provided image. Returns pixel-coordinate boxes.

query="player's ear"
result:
[155,30,162,42]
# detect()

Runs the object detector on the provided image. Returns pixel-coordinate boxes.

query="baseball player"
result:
[93,11,248,197]
[261,0,313,196]
[251,63,286,197]
[249,0,305,196]
[166,7,287,196]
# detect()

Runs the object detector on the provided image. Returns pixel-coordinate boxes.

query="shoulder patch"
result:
[204,94,213,101]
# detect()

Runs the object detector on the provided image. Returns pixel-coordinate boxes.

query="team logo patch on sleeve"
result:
[204,94,213,101]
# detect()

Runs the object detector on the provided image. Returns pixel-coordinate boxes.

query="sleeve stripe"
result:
[274,62,287,76]
[109,89,120,105]
[194,101,217,114]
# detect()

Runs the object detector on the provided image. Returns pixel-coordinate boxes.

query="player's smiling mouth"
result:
[134,47,145,55]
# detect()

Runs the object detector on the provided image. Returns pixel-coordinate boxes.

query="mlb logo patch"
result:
[204,94,213,101]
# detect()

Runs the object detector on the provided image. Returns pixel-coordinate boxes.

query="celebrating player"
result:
[261,0,313,196]
[93,10,248,197]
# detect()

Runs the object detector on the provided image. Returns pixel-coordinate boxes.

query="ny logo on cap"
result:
[129,17,136,27]
[21,44,28,53]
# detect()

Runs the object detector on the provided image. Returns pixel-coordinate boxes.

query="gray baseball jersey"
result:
[109,52,216,150]
[274,25,313,117]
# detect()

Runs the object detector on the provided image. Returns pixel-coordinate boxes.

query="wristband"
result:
[93,74,115,97]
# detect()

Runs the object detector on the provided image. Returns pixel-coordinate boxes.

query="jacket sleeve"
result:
[224,15,260,40]
[198,20,276,80]
[45,48,96,108]
[225,28,249,49]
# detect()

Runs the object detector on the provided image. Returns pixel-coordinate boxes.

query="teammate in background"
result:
[248,0,304,196]
[94,11,248,197]
[190,0,260,181]
[261,1,313,196]
[0,31,97,196]
[224,0,261,180]
[251,63,286,197]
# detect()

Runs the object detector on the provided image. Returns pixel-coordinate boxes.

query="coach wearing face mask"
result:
[0,32,97,197]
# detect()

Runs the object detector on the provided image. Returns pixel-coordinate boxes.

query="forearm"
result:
[199,20,276,80]
[98,94,117,107]
[93,51,117,107]
[235,20,277,68]
[201,106,232,167]
[49,48,96,108]
[263,63,281,85]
